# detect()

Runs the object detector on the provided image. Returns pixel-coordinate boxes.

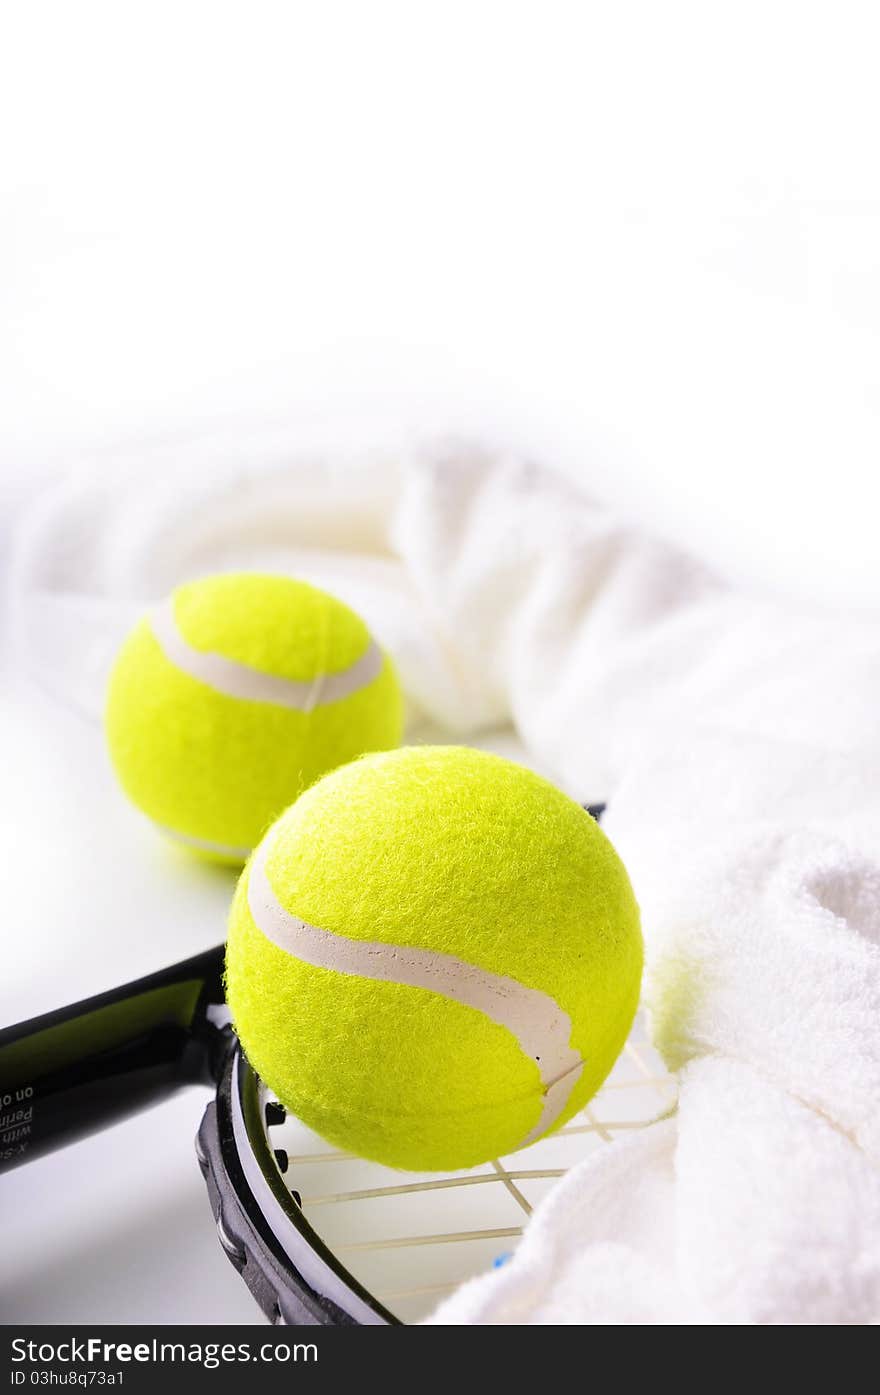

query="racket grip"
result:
[0,945,229,1172]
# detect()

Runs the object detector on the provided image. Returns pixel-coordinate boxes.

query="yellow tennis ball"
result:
[105,573,404,863]
[226,745,643,1171]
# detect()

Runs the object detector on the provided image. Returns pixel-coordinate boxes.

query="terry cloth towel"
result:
[12,436,880,1324]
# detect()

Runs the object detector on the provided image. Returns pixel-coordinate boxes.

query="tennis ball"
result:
[105,573,404,863]
[226,745,642,1171]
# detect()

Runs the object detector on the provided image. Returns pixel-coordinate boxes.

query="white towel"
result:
[12,437,880,1324]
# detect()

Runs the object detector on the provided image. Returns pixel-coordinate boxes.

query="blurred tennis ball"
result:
[226,745,642,1171]
[105,572,404,863]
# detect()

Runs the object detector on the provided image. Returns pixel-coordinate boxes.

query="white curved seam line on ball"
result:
[247,835,585,1147]
[159,824,252,860]
[148,598,384,708]
[303,666,328,714]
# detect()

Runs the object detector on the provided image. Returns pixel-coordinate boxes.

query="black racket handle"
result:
[0,945,228,1173]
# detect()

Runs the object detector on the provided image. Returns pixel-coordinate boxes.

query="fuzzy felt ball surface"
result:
[225,745,643,1171]
[104,573,404,862]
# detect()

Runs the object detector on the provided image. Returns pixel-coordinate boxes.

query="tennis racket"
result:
[0,810,675,1325]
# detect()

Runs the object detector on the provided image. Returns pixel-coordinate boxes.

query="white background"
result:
[2,1,880,1323]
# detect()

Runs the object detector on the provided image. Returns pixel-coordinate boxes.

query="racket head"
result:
[198,1017,675,1325]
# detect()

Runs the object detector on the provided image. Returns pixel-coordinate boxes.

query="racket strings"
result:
[262,1018,675,1321]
